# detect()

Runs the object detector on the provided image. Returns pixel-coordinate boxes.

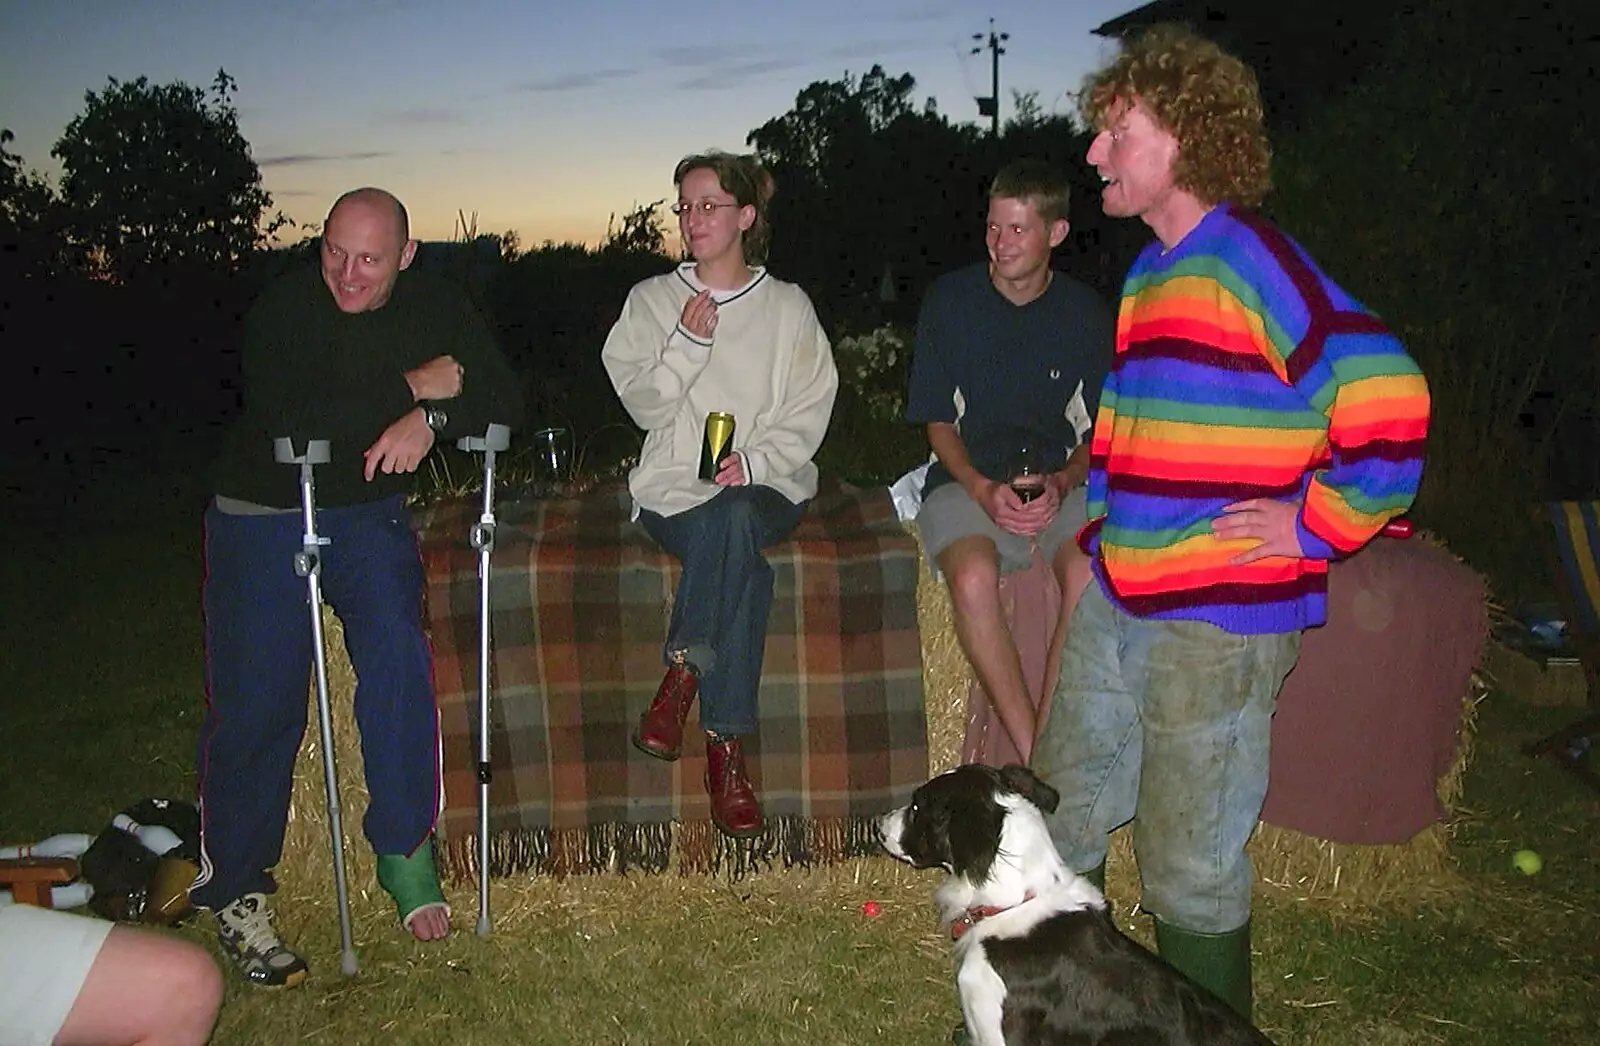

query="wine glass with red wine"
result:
[1009,442,1047,503]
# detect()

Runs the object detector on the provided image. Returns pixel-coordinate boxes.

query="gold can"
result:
[698,411,736,481]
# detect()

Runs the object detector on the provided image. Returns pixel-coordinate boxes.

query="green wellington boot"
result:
[1153,916,1254,1021]
[1081,861,1106,893]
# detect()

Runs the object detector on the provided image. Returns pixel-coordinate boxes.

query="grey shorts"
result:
[916,481,1089,575]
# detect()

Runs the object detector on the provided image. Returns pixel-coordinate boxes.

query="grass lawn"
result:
[1,472,1596,1045]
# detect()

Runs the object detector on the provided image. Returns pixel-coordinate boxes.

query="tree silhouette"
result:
[51,69,284,280]
[496,228,522,263]
[603,199,667,257]
[747,66,987,331]
[748,66,923,182]
[744,65,1123,332]
[0,128,66,278]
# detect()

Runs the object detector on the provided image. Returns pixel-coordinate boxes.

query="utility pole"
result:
[972,18,1008,137]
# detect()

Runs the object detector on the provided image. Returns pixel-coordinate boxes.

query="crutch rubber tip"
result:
[340,951,359,976]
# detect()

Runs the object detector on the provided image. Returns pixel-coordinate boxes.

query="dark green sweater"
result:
[210,263,523,508]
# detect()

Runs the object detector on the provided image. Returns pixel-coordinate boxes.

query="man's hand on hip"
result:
[404,355,464,401]
[1214,498,1306,563]
[364,407,437,480]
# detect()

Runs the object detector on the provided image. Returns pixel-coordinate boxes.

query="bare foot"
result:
[405,903,451,941]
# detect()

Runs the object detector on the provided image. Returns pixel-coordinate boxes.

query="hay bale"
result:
[1247,681,1479,910]
[285,521,1480,915]
[1101,684,1482,912]
[1484,641,1589,707]
[906,520,969,775]
[278,610,378,910]
[908,520,1486,910]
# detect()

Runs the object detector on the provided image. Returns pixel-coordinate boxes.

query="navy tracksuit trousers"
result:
[190,495,439,909]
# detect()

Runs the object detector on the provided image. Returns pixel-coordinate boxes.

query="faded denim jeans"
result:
[1032,582,1301,934]
[638,485,806,737]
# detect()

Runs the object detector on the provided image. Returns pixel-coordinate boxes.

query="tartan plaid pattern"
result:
[416,480,928,878]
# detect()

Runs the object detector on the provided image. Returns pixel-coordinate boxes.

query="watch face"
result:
[426,406,447,431]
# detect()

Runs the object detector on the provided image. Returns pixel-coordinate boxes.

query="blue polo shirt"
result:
[906,263,1114,493]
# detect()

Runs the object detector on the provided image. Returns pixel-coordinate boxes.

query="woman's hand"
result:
[680,290,718,340]
[714,452,746,486]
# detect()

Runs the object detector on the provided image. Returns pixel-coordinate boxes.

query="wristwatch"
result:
[421,404,449,433]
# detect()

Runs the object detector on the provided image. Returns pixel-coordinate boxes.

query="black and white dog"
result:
[878,763,1275,1045]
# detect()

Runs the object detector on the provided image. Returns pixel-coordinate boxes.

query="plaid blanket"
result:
[416,480,927,878]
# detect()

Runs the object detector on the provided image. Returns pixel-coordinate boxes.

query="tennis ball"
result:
[1511,849,1543,875]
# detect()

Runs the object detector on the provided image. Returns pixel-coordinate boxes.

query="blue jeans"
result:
[638,486,806,736]
[1032,582,1301,933]
[191,496,439,909]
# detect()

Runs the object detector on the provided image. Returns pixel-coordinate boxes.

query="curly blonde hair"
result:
[673,151,778,266]
[1080,24,1272,208]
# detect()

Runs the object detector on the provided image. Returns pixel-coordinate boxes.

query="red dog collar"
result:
[949,892,1035,940]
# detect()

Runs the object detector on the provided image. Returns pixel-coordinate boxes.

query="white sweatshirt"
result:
[602,263,839,518]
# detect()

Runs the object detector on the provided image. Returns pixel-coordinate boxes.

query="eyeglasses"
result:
[670,200,741,217]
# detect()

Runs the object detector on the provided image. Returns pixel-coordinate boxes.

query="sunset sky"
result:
[2,0,1135,246]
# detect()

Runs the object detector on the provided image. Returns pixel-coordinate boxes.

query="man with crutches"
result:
[190,187,522,985]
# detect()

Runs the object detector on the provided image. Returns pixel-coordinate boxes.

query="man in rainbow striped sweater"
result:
[1032,25,1431,1020]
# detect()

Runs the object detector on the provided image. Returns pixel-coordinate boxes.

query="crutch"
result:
[273,436,358,977]
[456,423,511,937]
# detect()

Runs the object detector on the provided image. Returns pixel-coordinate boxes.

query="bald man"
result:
[191,188,523,986]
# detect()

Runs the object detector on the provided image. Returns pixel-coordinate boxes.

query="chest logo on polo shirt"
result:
[1050,369,1060,380]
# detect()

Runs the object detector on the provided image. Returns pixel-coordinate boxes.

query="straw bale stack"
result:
[908,522,972,778]
[911,527,1484,911]
[284,528,1482,917]
[1484,641,1589,707]
[277,610,380,913]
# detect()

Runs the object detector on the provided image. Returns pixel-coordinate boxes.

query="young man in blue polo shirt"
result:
[907,159,1113,764]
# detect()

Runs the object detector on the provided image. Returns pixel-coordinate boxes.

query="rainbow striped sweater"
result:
[1083,204,1431,634]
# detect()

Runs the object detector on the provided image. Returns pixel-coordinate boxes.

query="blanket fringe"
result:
[440,815,884,883]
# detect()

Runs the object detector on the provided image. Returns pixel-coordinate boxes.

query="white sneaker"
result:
[216,892,308,987]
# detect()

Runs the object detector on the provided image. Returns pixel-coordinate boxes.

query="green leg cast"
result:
[375,838,449,931]
[1153,916,1253,1020]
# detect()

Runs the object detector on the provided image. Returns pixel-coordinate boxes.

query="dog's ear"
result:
[946,786,1006,883]
[998,764,1060,814]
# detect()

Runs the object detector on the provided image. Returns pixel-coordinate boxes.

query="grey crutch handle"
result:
[273,437,331,466]
[457,423,512,556]
[455,423,511,455]
[273,438,332,577]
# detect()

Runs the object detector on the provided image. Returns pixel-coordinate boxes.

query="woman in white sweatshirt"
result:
[601,151,838,838]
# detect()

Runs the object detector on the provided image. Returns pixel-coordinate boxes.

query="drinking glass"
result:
[1009,442,1048,503]
[529,426,572,486]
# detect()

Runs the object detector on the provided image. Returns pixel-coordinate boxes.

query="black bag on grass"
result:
[79,797,201,923]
